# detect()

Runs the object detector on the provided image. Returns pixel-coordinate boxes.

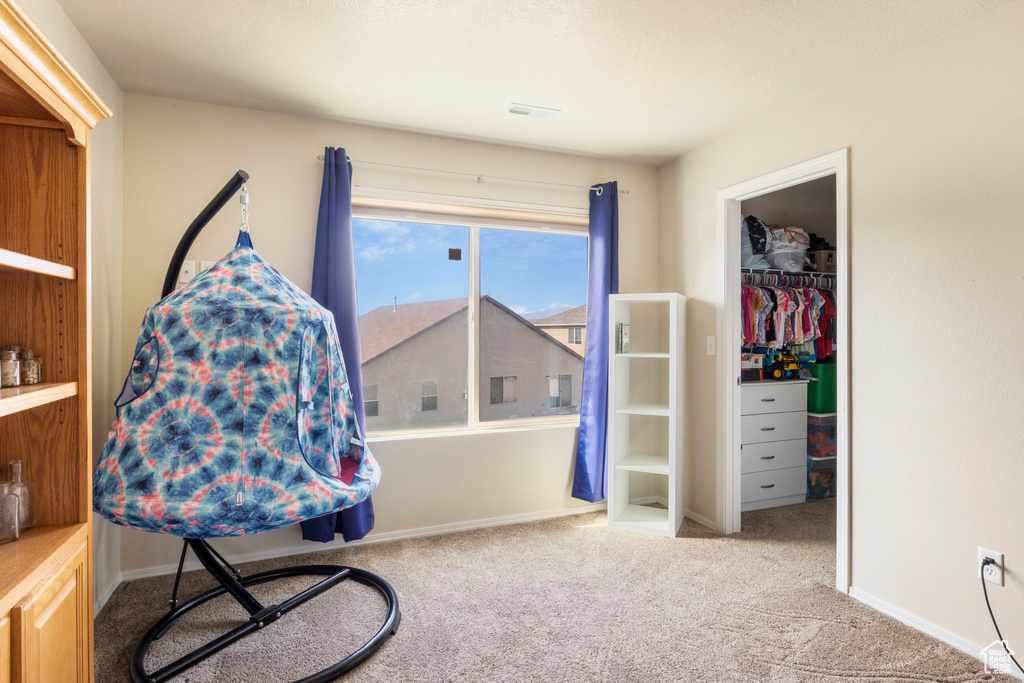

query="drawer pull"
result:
[760,398,776,402]
[760,427,776,432]
[760,455,775,460]
[760,484,775,489]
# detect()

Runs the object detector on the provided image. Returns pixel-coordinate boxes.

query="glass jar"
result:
[20,349,40,385]
[1,350,19,387]
[0,482,18,544]
[8,460,33,530]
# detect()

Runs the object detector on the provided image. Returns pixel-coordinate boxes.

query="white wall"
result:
[117,94,660,572]
[14,0,124,607]
[659,0,1024,653]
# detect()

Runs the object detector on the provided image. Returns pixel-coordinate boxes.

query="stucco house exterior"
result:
[359,297,584,432]
[529,304,588,355]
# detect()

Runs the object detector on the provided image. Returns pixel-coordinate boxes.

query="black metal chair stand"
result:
[129,539,401,683]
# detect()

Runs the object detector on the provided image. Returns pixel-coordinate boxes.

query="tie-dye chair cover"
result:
[93,231,380,538]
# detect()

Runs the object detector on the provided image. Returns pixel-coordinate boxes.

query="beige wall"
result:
[117,94,660,572]
[659,0,1024,652]
[15,0,124,606]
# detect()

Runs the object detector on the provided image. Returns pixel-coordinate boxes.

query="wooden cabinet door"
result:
[12,541,89,683]
[1,612,10,683]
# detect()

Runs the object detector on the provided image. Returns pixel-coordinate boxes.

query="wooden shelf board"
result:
[0,382,77,417]
[615,454,670,475]
[0,247,75,279]
[612,504,670,532]
[615,352,669,359]
[0,522,87,615]
[616,403,670,416]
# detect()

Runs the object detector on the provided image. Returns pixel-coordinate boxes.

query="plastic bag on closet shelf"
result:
[766,226,811,271]
[741,215,773,268]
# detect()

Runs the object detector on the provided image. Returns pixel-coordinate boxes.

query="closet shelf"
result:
[613,504,669,532]
[0,382,77,417]
[741,267,834,278]
[0,248,75,279]
[615,403,670,416]
[615,454,669,475]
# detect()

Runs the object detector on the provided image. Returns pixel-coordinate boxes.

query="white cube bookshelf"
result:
[607,293,686,537]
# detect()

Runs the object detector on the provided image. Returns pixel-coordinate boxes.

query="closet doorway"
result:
[715,150,850,592]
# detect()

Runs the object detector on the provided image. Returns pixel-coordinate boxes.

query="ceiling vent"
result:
[506,103,560,120]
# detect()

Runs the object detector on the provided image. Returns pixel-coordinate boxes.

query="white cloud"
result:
[510,304,528,314]
[548,302,571,309]
[407,291,422,302]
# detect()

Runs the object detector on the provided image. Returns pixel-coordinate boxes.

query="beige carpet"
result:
[95,500,1012,682]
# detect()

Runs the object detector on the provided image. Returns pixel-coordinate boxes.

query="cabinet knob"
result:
[760,398,776,402]
[760,427,776,432]
[760,455,775,460]
[760,484,775,489]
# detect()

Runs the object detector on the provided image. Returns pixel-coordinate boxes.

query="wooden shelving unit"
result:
[0,1,111,681]
[607,293,686,538]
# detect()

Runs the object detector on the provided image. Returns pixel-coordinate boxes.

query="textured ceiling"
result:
[56,0,1009,163]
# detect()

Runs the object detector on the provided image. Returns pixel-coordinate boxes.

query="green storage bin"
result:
[808,362,837,413]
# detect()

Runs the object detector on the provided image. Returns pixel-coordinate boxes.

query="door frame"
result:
[715,149,850,593]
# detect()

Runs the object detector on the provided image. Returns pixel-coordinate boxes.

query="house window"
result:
[548,374,573,409]
[353,210,587,434]
[364,384,379,418]
[489,376,518,405]
[421,381,438,411]
[568,327,583,344]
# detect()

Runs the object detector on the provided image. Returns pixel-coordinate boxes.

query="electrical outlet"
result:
[979,547,1004,586]
[178,260,196,283]
[200,260,216,273]
[706,336,716,356]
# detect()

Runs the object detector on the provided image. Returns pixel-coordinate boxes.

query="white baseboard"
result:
[94,572,124,617]
[627,496,719,532]
[849,587,1024,681]
[684,509,719,532]
[118,502,607,583]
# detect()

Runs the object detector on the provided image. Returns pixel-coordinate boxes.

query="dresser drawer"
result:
[741,382,807,415]
[741,439,806,474]
[741,466,806,503]
[741,411,807,444]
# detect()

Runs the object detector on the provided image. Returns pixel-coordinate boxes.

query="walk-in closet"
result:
[737,175,839,544]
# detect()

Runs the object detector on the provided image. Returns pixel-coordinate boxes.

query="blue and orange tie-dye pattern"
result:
[93,232,379,538]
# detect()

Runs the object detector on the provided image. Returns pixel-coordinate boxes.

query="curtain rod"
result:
[315,155,629,195]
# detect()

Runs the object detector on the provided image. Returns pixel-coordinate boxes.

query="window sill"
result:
[366,416,580,443]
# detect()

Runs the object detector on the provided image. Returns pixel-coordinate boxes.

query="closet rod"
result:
[315,155,629,195]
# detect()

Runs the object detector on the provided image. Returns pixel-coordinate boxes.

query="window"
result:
[489,376,517,405]
[421,381,438,411]
[353,211,587,434]
[364,384,379,418]
[548,374,573,409]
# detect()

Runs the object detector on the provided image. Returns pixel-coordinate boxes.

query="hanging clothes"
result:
[741,283,835,357]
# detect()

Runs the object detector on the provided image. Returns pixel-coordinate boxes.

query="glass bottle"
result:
[9,460,34,530]
[0,482,19,544]
[1,350,19,387]
[20,349,40,385]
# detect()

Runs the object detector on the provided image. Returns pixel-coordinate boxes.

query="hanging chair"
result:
[94,171,399,683]
[93,228,379,538]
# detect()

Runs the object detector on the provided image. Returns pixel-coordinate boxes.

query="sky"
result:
[352,218,588,316]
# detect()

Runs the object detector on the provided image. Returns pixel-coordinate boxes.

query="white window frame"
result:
[353,189,588,437]
[364,384,379,418]
[567,326,583,344]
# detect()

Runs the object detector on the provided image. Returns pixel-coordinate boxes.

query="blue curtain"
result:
[572,181,619,502]
[300,147,375,542]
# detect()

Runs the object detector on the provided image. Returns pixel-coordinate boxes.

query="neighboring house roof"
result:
[359,296,583,365]
[531,304,587,327]
[359,297,467,364]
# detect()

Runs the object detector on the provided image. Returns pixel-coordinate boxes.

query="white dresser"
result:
[740,381,808,511]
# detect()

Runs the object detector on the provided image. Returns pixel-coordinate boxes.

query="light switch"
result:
[178,260,196,282]
[706,336,716,356]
